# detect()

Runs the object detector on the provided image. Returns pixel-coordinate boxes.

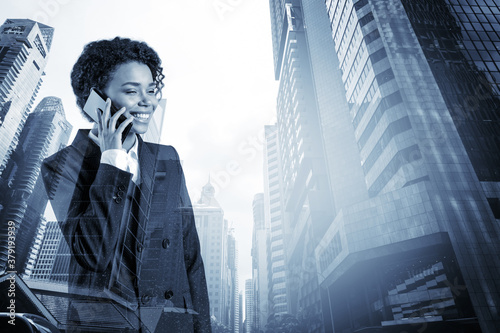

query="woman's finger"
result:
[116,115,134,137]
[102,98,112,129]
[109,107,127,131]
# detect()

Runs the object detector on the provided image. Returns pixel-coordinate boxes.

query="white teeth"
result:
[132,113,150,119]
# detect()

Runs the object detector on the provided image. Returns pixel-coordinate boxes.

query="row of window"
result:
[348,60,373,104]
[368,144,422,197]
[362,116,412,174]
[319,232,342,272]
[271,254,284,262]
[339,26,363,74]
[271,223,282,233]
[344,42,367,90]
[351,65,392,122]
[453,3,494,13]
[272,276,286,285]
[341,27,382,97]
[450,0,497,7]
[358,90,403,149]
[336,8,357,57]
[328,0,349,42]
[362,77,379,105]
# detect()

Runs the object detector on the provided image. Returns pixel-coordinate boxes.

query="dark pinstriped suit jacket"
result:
[42,129,211,332]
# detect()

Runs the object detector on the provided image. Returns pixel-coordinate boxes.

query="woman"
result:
[42,37,210,333]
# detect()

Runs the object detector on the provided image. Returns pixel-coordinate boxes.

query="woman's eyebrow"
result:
[121,82,156,86]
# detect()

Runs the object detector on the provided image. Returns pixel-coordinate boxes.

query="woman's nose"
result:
[138,92,152,106]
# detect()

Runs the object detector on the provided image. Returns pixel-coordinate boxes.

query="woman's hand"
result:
[88,98,134,152]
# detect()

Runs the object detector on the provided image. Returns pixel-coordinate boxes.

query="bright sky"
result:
[3,0,278,294]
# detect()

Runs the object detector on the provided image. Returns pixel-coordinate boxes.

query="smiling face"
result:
[103,61,159,135]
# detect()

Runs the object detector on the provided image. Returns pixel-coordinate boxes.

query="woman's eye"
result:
[126,90,137,94]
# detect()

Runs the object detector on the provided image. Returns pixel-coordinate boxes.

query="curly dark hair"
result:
[71,37,164,122]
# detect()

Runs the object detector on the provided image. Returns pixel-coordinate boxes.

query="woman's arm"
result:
[42,145,134,273]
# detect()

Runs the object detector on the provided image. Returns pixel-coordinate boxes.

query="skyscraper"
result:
[0,96,71,274]
[245,278,255,333]
[306,0,500,332]
[239,291,244,332]
[262,124,288,318]
[28,220,66,281]
[0,19,54,176]
[268,1,335,331]
[268,0,500,332]
[251,193,269,330]
[193,179,229,323]
[225,229,240,333]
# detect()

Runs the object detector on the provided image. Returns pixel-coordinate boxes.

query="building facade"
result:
[0,19,54,176]
[0,96,71,274]
[314,0,500,332]
[251,193,269,331]
[239,291,244,332]
[268,1,335,331]
[245,278,255,333]
[193,179,230,325]
[262,125,289,319]
[28,220,66,281]
[225,229,239,332]
[267,0,500,332]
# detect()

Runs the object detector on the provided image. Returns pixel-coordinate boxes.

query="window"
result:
[487,198,500,219]
[359,12,374,27]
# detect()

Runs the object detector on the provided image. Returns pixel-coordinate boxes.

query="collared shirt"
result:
[100,135,140,184]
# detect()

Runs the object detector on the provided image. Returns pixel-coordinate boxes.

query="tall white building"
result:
[251,193,269,330]
[225,229,239,332]
[262,125,288,317]
[244,278,254,333]
[192,179,228,324]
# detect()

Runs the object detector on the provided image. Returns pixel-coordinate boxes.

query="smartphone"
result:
[83,88,132,143]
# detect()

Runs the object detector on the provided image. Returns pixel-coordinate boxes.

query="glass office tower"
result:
[269,1,336,331]
[251,193,268,331]
[263,124,289,317]
[0,19,54,176]
[316,0,500,332]
[0,97,71,274]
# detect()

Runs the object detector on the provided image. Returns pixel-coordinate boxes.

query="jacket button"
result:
[118,185,125,191]
[141,294,151,305]
[164,290,174,300]
[137,243,144,252]
[117,190,124,197]
[162,238,170,249]
[114,197,122,204]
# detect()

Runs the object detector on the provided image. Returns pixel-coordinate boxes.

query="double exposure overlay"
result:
[1,1,500,332]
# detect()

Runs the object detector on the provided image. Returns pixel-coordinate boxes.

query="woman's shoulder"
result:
[143,141,180,161]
